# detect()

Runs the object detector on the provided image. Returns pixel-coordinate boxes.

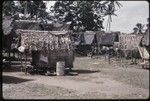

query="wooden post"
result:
[131,50,133,63]
[106,48,110,64]
[8,50,11,68]
[18,52,19,60]
[115,50,117,61]
[21,53,23,72]
[108,54,110,64]
[13,51,15,58]
[105,52,107,61]
[25,53,27,66]
[25,53,27,75]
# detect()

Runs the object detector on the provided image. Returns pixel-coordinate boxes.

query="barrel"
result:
[56,61,65,76]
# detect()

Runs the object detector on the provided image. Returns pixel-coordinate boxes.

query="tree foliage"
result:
[2,1,47,20]
[19,1,47,19]
[3,1,17,16]
[50,1,122,32]
[2,1,122,32]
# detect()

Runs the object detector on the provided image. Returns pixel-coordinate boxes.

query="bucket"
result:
[56,61,65,76]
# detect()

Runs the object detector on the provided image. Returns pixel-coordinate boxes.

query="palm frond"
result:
[115,1,123,8]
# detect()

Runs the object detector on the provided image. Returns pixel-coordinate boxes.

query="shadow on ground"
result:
[71,69,100,74]
[3,67,21,72]
[3,75,33,84]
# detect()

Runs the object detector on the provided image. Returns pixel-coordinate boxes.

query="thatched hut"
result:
[118,34,143,58]
[119,34,143,50]
[72,31,120,56]
[12,20,72,50]
[96,31,119,47]
[72,31,97,55]
[16,30,74,71]
[2,20,44,51]
[2,16,17,68]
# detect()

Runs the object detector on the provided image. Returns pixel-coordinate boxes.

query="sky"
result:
[45,1,149,33]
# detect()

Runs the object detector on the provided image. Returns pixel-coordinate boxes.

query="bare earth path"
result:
[2,56,149,99]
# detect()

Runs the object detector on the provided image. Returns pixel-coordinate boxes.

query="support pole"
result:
[21,53,23,72]
[8,50,11,68]
[13,51,15,58]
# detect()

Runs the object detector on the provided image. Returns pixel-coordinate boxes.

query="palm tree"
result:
[132,23,144,34]
[136,23,144,34]
[132,27,138,34]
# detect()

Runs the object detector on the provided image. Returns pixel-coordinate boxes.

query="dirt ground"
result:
[2,56,149,99]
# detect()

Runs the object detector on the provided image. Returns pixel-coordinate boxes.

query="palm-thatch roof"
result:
[13,20,43,30]
[2,16,13,35]
[42,22,71,31]
[96,31,119,46]
[13,20,71,31]
[15,30,73,53]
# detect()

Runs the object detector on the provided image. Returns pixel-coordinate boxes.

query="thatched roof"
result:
[43,22,71,31]
[140,29,149,46]
[2,16,13,35]
[16,30,73,52]
[13,20,42,30]
[96,32,118,46]
[13,20,71,31]
[53,22,71,31]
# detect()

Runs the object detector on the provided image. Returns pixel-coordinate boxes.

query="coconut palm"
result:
[136,23,144,34]
[132,27,138,34]
[132,23,145,34]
